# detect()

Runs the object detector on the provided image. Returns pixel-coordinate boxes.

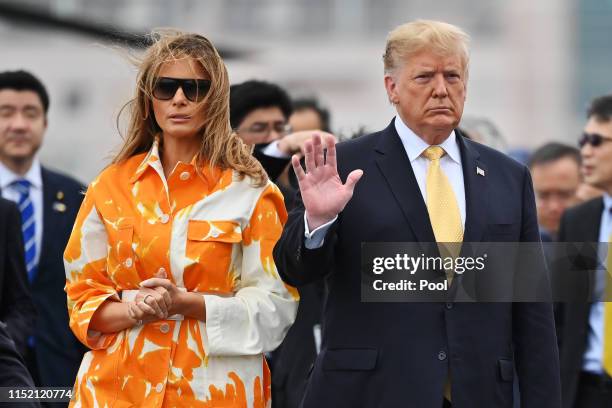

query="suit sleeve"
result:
[513,166,562,408]
[202,184,299,356]
[273,186,338,287]
[64,183,121,350]
[0,201,36,357]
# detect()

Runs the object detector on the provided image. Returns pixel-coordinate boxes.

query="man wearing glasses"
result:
[230,81,334,408]
[557,94,612,407]
[230,80,295,183]
[230,80,336,186]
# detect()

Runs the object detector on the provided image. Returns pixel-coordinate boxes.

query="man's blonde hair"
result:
[383,20,470,76]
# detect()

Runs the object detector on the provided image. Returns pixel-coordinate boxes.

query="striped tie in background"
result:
[12,179,37,282]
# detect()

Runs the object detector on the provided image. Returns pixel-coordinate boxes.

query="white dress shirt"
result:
[0,159,43,266]
[262,141,291,159]
[305,116,466,247]
[582,193,612,374]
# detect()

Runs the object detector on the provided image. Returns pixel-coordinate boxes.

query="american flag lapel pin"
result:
[476,166,485,177]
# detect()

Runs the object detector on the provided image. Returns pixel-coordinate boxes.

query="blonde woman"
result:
[64,31,298,407]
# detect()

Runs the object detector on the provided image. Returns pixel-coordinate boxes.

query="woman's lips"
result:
[168,114,191,123]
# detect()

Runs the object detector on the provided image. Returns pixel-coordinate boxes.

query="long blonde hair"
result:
[113,29,267,186]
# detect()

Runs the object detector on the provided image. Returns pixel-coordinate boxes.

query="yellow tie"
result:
[603,235,612,376]
[423,146,464,259]
[422,146,463,402]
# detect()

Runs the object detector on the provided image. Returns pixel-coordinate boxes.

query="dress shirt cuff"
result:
[261,142,291,159]
[304,212,337,249]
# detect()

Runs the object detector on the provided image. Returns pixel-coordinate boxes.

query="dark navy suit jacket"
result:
[0,197,36,356]
[273,120,561,408]
[555,198,603,408]
[31,167,86,388]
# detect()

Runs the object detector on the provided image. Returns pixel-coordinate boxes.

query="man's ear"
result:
[43,116,48,129]
[384,74,399,105]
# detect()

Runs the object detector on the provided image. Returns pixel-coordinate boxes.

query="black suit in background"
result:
[0,197,36,357]
[1,167,87,394]
[0,198,39,407]
[555,198,607,408]
[27,167,87,390]
[273,121,561,407]
[0,322,40,407]
[252,142,324,408]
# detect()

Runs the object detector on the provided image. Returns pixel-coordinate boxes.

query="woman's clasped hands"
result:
[126,270,185,325]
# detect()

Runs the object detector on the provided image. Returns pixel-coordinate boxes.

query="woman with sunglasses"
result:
[64,30,298,407]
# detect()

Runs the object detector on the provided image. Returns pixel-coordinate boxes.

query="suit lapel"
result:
[458,133,488,243]
[374,121,436,243]
[38,167,58,276]
[579,199,603,243]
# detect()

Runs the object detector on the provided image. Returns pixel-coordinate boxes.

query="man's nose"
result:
[432,74,448,98]
[580,143,593,158]
[267,128,283,142]
[8,113,30,131]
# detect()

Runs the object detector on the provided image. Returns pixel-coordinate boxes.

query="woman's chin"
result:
[161,127,201,140]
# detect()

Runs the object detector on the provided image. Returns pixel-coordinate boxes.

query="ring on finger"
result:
[143,294,153,304]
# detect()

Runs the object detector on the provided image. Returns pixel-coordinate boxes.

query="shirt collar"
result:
[130,137,163,183]
[394,115,461,164]
[129,136,220,187]
[0,158,43,190]
[603,192,612,214]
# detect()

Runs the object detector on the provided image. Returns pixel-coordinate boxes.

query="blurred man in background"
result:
[557,94,612,408]
[528,142,582,241]
[230,80,327,408]
[289,97,331,133]
[230,80,295,182]
[0,70,86,397]
[230,80,335,206]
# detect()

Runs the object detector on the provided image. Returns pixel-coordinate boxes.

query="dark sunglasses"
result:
[153,77,211,102]
[578,132,612,148]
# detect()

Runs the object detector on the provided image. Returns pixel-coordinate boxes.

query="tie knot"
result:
[423,146,446,161]
[11,179,31,193]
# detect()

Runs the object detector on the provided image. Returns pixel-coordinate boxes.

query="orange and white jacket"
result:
[64,140,298,407]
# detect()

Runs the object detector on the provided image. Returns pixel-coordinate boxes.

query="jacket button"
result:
[438,351,447,361]
[160,323,170,334]
[445,302,453,310]
[211,230,219,238]
[155,382,163,393]
[179,171,190,181]
[160,214,170,224]
[124,258,133,268]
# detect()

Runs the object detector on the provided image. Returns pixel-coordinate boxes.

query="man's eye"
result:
[24,110,40,119]
[0,108,14,117]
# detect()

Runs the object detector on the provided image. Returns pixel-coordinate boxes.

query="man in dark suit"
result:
[0,196,36,362]
[528,143,582,242]
[273,20,560,407]
[230,80,328,408]
[0,70,86,395]
[556,94,612,407]
[1,198,40,408]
